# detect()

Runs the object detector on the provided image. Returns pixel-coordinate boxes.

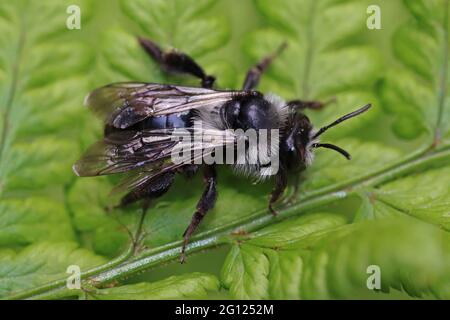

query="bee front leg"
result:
[287,172,302,205]
[268,168,288,216]
[138,37,215,88]
[242,42,287,90]
[287,97,337,111]
[180,165,217,263]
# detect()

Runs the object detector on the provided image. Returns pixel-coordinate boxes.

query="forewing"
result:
[72,129,178,176]
[85,82,243,129]
[110,127,237,195]
[73,126,237,194]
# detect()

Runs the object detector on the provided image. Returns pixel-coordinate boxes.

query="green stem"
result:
[7,245,134,300]
[8,143,450,300]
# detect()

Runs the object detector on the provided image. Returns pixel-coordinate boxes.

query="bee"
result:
[73,37,371,262]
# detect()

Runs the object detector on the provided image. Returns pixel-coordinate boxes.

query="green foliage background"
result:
[0,0,449,299]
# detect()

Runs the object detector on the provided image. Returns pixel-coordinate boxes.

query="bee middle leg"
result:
[138,37,215,88]
[181,165,217,263]
[242,42,287,90]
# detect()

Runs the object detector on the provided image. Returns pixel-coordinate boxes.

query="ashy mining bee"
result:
[73,37,371,262]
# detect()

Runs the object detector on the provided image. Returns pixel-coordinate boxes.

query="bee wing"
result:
[72,129,177,176]
[85,82,245,129]
[73,127,236,194]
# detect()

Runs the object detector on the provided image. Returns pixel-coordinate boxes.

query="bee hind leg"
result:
[119,171,175,207]
[138,37,215,88]
[117,172,175,251]
[180,165,217,263]
[242,42,287,90]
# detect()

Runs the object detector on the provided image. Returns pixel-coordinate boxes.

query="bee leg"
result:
[133,198,152,249]
[116,172,175,251]
[268,168,288,216]
[242,42,287,90]
[180,165,217,263]
[287,173,301,204]
[118,172,175,209]
[138,37,215,88]
[114,172,175,239]
[287,96,337,111]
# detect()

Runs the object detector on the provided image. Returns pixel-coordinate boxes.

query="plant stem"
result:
[8,143,450,300]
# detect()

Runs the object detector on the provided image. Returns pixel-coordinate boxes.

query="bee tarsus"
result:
[287,96,337,111]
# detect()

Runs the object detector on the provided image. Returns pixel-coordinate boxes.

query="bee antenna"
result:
[312,143,352,160]
[312,103,372,139]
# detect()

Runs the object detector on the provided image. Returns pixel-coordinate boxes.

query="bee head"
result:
[282,112,314,167]
[282,103,372,168]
